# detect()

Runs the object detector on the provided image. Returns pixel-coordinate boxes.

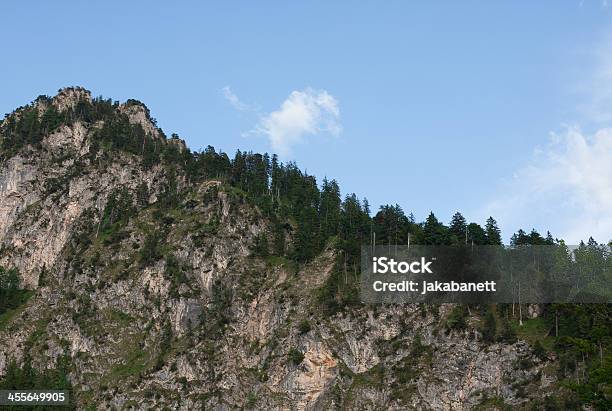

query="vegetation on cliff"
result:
[0,89,610,409]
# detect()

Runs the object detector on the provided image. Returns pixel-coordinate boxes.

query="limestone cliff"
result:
[0,88,563,410]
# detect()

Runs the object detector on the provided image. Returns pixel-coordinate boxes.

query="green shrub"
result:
[533,340,547,360]
[288,348,304,365]
[0,267,32,316]
[251,233,269,257]
[297,320,311,335]
[139,232,161,267]
[245,392,257,408]
[498,317,517,343]
[446,305,468,331]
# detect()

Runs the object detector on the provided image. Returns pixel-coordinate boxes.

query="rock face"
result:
[0,121,164,288]
[0,88,559,410]
[52,87,92,112]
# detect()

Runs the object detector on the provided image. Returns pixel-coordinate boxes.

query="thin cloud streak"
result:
[482,126,612,244]
[221,86,250,111]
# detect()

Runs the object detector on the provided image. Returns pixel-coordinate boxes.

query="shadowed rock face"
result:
[0,89,558,410]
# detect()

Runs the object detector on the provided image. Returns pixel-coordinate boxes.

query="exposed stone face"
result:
[0,120,166,287]
[119,102,161,139]
[52,87,92,112]
[45,121,89,155]
[0,89,558,410]
[0,156,39,241]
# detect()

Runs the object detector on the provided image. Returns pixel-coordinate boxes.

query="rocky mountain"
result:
[0,88,602,410]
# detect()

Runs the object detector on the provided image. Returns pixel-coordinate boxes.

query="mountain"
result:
[0,88,609,410]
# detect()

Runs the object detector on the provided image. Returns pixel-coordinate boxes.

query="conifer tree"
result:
[422,212,449,245]
[374,205,410,245]
[485,216,502,245]
[467,222,488,245]
[511,229,528,246]
[449,212,467,244]
[319,178,341,243]
[481,308,497,343]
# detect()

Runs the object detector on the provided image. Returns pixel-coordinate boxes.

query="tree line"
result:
[1,91,610,408]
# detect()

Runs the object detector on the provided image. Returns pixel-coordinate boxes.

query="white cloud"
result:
[482,126,612,244]
[251,88,341,155]
[222,86,250,111]
[486,33,612,244]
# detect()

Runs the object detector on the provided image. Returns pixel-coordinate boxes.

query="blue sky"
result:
[1,1,611,243]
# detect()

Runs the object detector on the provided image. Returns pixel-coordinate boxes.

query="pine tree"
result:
[499,316,517,343]
[467,223,487,245]
[422,212,449,245]
[294,206,320,262]
[252,233,269,257]
[481,308,497,343]
[511,229,528,246]
[449,212,467,244]
[374,205,410,245]
[319,178,341,243]
[272,221,285,256]
[0,360,21,389]
[528,229,545,245]
[485,216,502,245]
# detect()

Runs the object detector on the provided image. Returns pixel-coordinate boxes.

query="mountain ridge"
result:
[0,88,608,410]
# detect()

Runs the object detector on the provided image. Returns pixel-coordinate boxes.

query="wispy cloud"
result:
[223,87,342,156]
[483,32,612,244]
[251,88,341,155]
[482,126,612,243]
[221,86,250,111]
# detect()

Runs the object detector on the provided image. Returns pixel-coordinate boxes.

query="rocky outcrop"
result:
[0,116,166,287]
[0,89,559,410]
[52,87,91,112]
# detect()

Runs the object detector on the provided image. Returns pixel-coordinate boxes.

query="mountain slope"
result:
[0,88,597,410]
